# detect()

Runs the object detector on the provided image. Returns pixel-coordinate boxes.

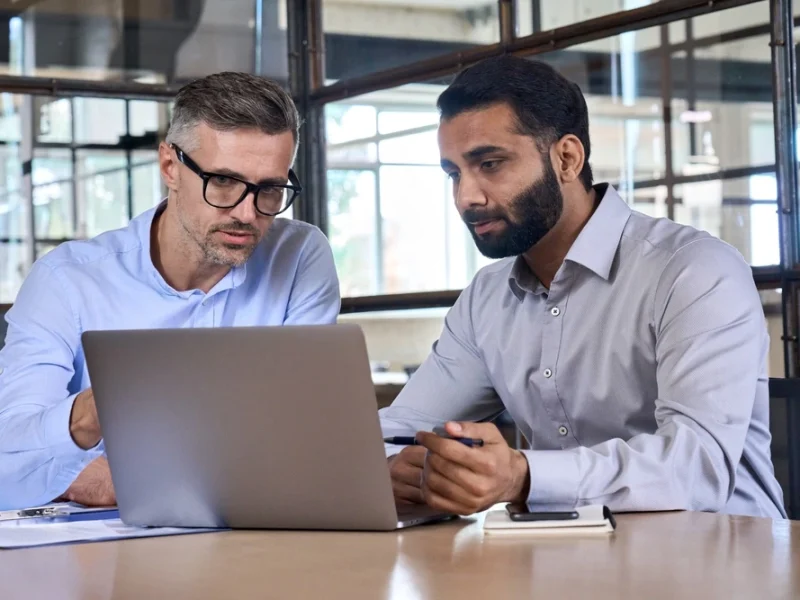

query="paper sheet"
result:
[0,518,221,549]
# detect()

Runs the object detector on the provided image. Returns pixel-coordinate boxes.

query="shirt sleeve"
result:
[283,226,341,325]
[379,281,505,457]
[0,261,96,510]
[524,238,767,512]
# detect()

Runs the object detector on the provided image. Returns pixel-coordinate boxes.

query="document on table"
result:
[0,514,223,549]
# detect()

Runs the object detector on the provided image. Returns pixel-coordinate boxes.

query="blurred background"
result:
[0,0,793,389]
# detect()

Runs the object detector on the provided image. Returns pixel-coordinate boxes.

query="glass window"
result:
[35,98,72,143]
[326,104,378,165]
[380,165,448,293]
[321,0,500,81]
[11,0,274,84]
[76,151,129,237]
[327,170,379,296]
[129,101,169,139]
[517,0,667,37]
[326,3,778,297]
[326,85,492,296]
[0,146,24,240]
[0,91,169,301]
[0,192,27,243]
[0,95,22,144]
[670,3,773,177]
[74,98,127,145]
[0,242,29,303]
[673,175,779,266]
[131,151,164,217]
[33,148,73,239]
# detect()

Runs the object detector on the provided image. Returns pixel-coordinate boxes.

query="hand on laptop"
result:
[415,422,530,516]
[69,387,102,450]
[388,446,426,504]
[60,456,116,507]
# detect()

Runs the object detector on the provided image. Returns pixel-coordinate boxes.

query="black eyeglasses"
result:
[171,144,302,216]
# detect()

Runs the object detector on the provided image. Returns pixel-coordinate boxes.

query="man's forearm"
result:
[69,389,101,450]
[0,398,97,509]
[62,456,116,507]
[520,425,733,511]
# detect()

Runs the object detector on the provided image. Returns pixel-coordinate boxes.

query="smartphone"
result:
[505,503,579,522]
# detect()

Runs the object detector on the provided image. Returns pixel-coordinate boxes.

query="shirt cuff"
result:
[521,449,581,507]
[41,393,91,458]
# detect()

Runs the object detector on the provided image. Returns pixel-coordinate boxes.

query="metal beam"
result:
[338,265,790,313]
[310,0,761,105]
[0,74,181,100]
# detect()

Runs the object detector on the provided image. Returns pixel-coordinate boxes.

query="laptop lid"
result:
[82,324,401,531]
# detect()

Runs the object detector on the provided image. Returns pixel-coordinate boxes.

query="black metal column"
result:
[287,0,327,233]
[660,25,676,221]
[770,0,800,518]
[499,0,517,45]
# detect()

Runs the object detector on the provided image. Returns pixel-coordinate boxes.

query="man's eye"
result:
[211,175,235,187]
[482,160,501,171]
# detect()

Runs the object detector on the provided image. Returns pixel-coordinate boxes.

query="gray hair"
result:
[165,72,301,153]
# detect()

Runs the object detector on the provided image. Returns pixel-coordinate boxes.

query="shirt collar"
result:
[507,183,631,300]
[563,183,631,280]
[137,199,248,298]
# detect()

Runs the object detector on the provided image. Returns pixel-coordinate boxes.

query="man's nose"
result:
[454,174,488,214]
[229,190,259,224]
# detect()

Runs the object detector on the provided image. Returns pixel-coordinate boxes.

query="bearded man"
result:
[381,55,786,520]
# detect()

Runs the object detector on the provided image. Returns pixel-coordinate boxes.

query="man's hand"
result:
[61,456,116,507]
[417,421,530,515]
[69,387,102,450]
[388,446,427,504]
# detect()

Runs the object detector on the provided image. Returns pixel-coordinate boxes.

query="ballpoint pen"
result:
[383,436,484,448]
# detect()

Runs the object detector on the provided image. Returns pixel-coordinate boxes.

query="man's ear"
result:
[159,142,180,192]
[552,134,585,185]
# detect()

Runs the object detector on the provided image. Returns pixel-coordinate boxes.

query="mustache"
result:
[211,221,260,235]
[462,208,508,225]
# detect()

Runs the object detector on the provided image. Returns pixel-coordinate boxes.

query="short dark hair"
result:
[437,55,593,191]
[166,72,300,152]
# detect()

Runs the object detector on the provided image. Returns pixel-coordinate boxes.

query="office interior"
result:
[0,0,797,515]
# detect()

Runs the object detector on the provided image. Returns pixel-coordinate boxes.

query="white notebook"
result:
[483,504,616,536]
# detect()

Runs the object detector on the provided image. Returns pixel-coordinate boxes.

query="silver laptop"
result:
[81,324,453,531]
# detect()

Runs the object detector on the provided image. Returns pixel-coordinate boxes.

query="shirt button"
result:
[543,368,553,378]
[558,426,568,436]
[550,307,560,317]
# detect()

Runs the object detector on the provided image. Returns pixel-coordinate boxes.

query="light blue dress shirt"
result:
[0,201,340,510]
[381,184,786,519]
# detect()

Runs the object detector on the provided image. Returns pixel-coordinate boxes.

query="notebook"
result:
[483,504,616,536]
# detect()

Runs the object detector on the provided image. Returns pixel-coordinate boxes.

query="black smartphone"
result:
[505,503,579,521]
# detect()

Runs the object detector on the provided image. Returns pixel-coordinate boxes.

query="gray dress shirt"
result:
[380,184,786,519]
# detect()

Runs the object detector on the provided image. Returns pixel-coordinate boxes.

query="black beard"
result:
[462,160,563,259]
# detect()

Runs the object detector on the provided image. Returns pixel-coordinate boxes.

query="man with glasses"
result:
[0,72,340,510]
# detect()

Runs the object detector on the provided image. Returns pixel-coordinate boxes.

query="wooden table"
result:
[1,511,798,599]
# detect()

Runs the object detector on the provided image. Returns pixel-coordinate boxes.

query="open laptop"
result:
[81,324,454,531]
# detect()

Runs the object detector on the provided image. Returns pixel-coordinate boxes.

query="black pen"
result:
[383,436,485,448]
